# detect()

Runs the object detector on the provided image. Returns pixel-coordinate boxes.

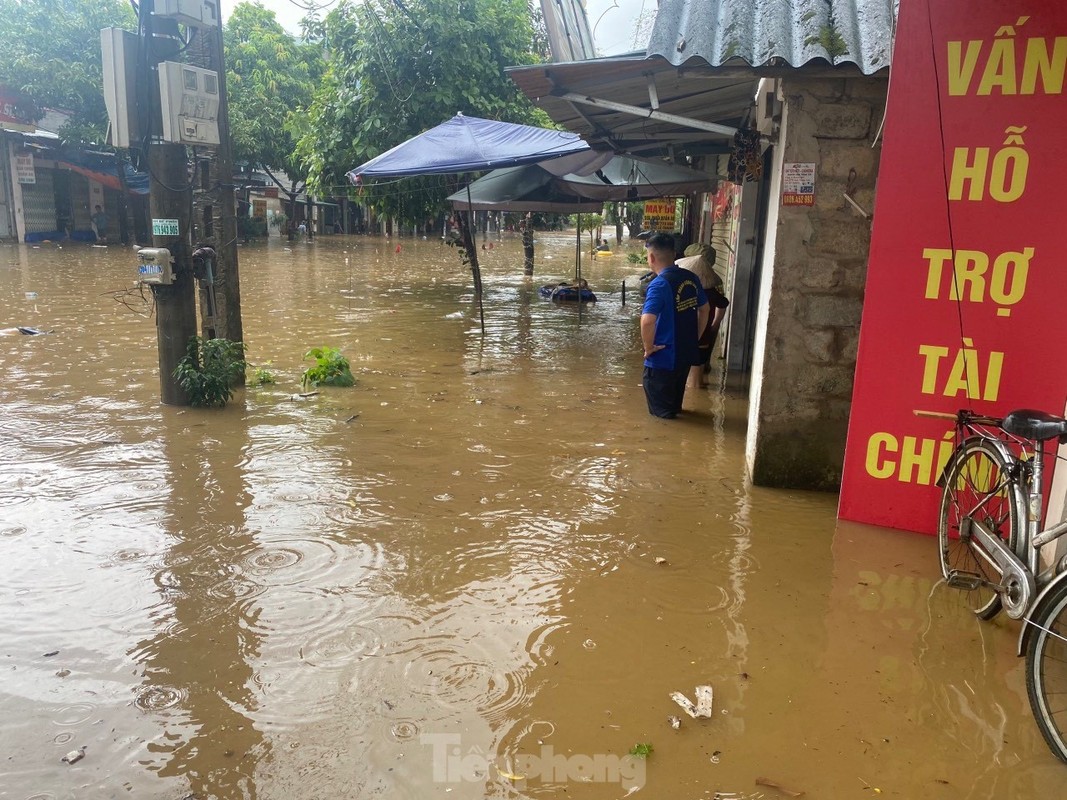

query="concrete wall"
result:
[745,75,888,491]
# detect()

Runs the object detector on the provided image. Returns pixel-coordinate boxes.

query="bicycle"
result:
[925,407,1067,762]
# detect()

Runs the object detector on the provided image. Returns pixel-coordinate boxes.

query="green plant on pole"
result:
[173,337,248,407]
[302,347,355,390]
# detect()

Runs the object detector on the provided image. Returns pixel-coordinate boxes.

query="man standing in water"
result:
[92,205,109,244]
[640,232,709,418]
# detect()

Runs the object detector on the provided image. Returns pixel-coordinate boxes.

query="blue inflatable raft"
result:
[539,283,597,303]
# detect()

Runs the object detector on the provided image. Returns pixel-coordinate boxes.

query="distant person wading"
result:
[92,205,108,244]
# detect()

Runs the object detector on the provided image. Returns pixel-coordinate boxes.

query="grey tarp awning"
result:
[446,165,604,212]
[447,154,715,211]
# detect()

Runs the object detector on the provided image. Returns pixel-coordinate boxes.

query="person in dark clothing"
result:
[639,233,709,418]
[92,205,108,244]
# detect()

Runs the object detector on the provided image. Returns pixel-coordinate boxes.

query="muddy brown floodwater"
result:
[0,232,1062,799]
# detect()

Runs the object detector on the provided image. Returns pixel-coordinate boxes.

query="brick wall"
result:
[747,75,888,491]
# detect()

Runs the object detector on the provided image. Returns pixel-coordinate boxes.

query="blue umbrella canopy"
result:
[346,113,594,180]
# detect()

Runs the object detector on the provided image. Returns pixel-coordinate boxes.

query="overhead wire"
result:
[925,3,970,388]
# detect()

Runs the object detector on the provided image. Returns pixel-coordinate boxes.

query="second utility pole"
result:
[145,1,197,405]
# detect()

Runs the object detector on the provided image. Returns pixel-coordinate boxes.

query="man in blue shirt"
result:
[640,233,709,418]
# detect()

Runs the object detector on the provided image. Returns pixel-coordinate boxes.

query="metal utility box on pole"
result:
[102,0,243,404]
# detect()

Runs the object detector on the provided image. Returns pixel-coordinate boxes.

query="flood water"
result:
[0,232,1063,799]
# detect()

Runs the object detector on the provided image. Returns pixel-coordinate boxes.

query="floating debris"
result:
[756,776,804,797]
[628,742,653,758]
[61,746,86,765]
[654,557,668,565]
[667,715,681,730]
[670,685,713,719]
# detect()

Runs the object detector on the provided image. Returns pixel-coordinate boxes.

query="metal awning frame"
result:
[507,55,874,157]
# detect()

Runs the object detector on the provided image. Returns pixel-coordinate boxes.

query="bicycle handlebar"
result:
[913,409,1004,427]
[913,410,957,420]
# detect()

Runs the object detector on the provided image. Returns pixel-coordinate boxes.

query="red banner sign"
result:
[839,0,1067,533]
[0,88,33,132]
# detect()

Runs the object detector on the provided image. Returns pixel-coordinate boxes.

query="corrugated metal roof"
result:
[646,0,896,75]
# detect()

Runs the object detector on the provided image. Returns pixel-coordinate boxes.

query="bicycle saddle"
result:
[1001,409,1067,442]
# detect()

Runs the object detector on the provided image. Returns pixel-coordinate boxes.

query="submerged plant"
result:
[173,336,247,407]
[302,346,355,389]
[248,362,276,386]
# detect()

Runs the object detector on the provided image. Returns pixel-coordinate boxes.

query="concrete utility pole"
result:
[188,12,243,354]
[145,3,197,405]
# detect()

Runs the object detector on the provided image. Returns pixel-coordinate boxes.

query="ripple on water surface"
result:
[9,238,998,799]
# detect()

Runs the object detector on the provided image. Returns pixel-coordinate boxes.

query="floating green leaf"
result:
[628,742,653,759]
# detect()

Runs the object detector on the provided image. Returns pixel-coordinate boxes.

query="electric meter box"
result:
[101,28,142,148]
[158,61,221,146]
[154,0,219,29]
[138,248,174,285]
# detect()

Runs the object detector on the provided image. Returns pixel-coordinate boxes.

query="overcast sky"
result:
[223,0,651,57]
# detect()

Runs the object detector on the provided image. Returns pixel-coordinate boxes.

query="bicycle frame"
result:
[952,414,1067,652]
[1008,430,1067,591]
[951,409,1058,584]
[937,412,1066,619]
[927,407,1067,761]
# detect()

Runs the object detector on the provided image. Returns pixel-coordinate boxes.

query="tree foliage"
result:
[0,0,135,142]
[225,3,322,175]
[224,2,323,206]
[297,0,550,223]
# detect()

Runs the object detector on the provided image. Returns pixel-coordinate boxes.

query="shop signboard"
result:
[839,0,1067,533]
[0,88,34,132]
[642,199,676,231]
[782,162,815,206]
[14,152,35,184]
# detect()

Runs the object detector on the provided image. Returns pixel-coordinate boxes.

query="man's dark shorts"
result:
[643,365,690,418]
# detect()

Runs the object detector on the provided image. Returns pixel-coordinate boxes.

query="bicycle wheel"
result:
[1026,584,1067,763]
[938,437,1022,620]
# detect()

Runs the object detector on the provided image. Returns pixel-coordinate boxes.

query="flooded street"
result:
[0,232,1062,799]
